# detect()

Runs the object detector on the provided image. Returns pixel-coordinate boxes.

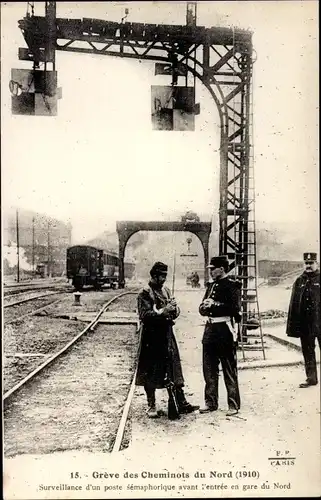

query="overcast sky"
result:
[1,1,319,244]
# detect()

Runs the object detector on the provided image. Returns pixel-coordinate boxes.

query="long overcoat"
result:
[135,284,184,388]
[286,270,320,338]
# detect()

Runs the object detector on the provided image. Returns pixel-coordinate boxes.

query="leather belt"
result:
[207,316,238,342]
[207,316,230,324]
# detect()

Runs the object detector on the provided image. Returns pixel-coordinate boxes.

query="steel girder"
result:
[17,14,255,297]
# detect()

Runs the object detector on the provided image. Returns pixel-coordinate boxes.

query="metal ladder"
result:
[230,32,265,360]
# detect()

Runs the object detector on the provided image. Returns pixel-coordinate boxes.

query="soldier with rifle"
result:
[135,261,199,419]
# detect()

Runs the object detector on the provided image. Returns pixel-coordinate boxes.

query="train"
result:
[66,245,135,291]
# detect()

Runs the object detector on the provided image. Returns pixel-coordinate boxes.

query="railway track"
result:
[4,290,69,308]
[3,291,70,326]
[4,281,71,297]
[4,290,140,455]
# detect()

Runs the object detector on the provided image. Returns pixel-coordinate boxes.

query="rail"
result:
[3,291,137,402]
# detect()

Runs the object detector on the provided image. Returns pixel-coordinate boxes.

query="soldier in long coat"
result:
[286,252,320,387]
[136,261,199,418]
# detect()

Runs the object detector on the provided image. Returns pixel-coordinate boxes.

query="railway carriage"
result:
[67,245,134,291]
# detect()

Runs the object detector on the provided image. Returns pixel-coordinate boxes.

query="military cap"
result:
[150,261,168,276]
[303,252,317,262]
[207,255,229,269]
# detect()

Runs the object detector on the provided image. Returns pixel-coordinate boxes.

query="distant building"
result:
[258,259,302,279]
[3,208,72,277]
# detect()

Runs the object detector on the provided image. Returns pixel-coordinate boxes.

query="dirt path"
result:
[129,290,320,497]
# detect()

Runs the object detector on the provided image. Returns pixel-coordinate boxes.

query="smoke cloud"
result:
[3,242,33,271]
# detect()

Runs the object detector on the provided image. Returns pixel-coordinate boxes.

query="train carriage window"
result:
[105,253,118,266]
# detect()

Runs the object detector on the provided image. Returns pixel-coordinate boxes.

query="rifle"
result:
[164,376,180,420]
[165,249,180,420]
[150,255,180,420]
[164,325,180,420]
[171,251,176,296]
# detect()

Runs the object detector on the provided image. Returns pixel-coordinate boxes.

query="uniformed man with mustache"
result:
[287,252,320,387]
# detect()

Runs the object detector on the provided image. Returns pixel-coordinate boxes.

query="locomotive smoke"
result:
[3,242,33,271]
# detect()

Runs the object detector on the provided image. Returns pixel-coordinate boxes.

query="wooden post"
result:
[16,209,20,282]
[47,221,51,277]
[32,216,35,275]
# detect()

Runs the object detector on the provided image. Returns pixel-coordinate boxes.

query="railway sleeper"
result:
[33,311,139,326]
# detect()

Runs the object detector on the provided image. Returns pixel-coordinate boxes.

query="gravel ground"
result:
[128,289,320,497]
[3,291,137,395]
[4,292,139,457]
[3,286,320,499]
[257,284,291,313]
[66,289,137,313]
[4,323,138,457]
[129,365,320,497]
[3,318,87,394]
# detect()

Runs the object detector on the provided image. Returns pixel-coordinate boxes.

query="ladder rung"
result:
[241,346,266,351]
[234,253,256,256]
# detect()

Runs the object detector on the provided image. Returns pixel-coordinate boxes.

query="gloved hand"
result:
[202,298,215,308]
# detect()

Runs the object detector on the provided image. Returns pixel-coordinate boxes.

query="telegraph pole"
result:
[47,220,51,277]
[32,216,35,275]
[16,209,20,282]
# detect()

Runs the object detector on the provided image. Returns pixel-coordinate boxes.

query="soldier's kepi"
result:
[199,255,242,417]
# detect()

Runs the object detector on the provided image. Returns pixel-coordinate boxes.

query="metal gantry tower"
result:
[11,2,264,352]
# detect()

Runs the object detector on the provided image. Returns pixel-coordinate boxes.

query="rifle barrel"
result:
[172,252,176,296]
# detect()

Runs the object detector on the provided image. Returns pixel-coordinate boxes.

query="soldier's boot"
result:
[145,388,159,418]
[175,387,199,414]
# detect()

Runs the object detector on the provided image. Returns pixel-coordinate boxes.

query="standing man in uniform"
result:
[136,261,199,418]
[286,252,320,387]
[199,256,242,416]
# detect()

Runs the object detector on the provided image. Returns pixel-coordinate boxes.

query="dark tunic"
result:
[199,277,242,343]
[135,283,185,388]
[199,277,242,410]
[286,270,320,338]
